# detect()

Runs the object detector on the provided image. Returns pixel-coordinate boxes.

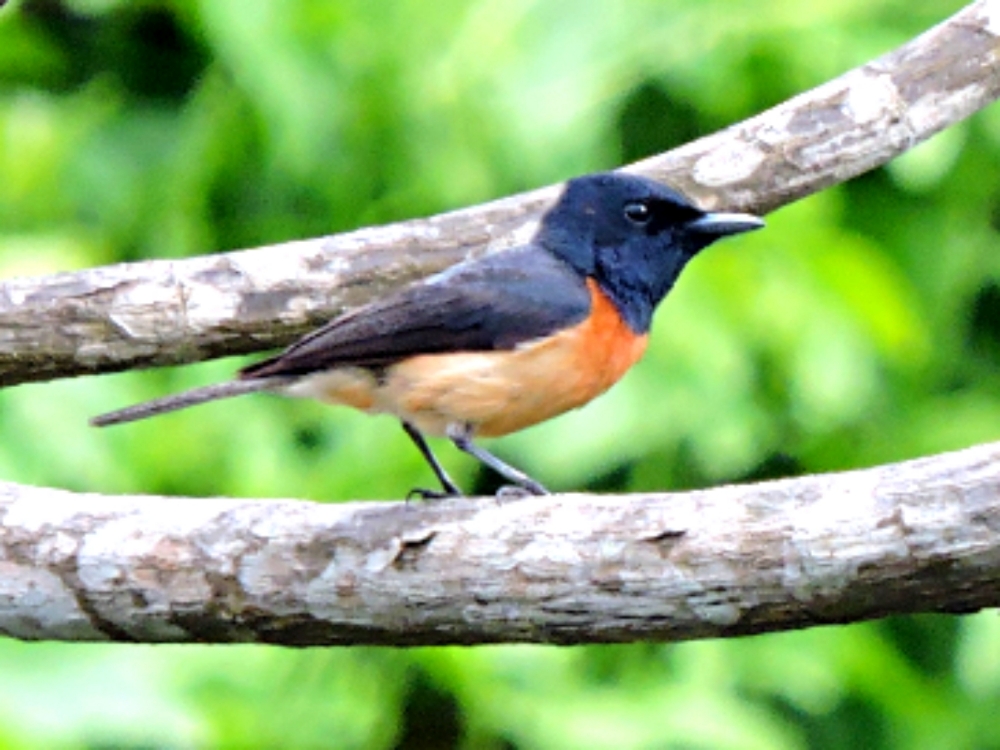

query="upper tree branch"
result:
[1,0,998,387]
[1,442,997,645]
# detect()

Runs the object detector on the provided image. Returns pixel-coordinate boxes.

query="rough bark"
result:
[1,1,998,387]
[1,3,999,646]
[1,442,997,645]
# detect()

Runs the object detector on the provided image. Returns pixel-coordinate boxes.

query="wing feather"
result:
[241,245,591,379]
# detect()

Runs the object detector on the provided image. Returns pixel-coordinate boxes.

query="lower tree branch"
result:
[1,3,998,648]
[2,441,997,645]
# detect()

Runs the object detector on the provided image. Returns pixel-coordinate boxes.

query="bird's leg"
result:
[446,423,549,496]
[401,421,464,498]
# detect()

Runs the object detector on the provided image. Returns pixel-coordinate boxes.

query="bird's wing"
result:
[240,245,591,379]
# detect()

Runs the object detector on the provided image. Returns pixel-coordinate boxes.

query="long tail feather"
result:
[90,377,294,427]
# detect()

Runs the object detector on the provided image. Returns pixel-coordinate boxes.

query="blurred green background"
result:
[1,0,999,747]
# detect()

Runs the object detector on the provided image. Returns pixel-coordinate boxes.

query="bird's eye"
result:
[624,200,652,225]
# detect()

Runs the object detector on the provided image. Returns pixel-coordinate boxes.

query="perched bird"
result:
[92,172,763,497]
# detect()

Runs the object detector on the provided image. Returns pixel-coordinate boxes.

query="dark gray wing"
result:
[240,244,591,379]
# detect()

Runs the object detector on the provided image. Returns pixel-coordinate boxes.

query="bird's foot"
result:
[406,487,463,503]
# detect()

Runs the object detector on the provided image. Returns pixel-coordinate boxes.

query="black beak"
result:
[686,212,765,238]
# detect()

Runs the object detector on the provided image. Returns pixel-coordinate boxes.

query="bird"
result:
[92,172,763,497]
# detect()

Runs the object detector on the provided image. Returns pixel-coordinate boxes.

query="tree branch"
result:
[1,3,999,647]
[1,0,997,387]
[1,441,997,644]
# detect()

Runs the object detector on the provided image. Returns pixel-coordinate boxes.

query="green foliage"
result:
[1,0,998,747]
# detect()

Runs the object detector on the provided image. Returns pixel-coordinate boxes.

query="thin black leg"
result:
[446,423,549,496]
[401,421,463,497]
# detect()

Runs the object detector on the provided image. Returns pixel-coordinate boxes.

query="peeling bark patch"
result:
[843,73,902,124]
[189,260,247,287]
[105,291,187,343]
[971,503,1000,533]
[238,545,306,601]
[692,140,767,186]
[392,530,437,570]
[0,562,107,641]
[66,578,138,642]
[687,586,742,627]
[21,276,108,307]
[640,528,686,543]
[236,288,323,322]
[786,93,854,137]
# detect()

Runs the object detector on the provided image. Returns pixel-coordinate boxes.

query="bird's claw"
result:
[406,487,463,503]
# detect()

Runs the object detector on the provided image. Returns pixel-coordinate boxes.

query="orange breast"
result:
[379,279,648,437]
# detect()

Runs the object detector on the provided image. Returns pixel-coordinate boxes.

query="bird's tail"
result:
[90,377,294,427]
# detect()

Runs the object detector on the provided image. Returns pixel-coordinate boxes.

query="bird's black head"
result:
[536,172,764,333]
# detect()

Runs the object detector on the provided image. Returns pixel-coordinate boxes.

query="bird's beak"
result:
[686,212,765,238]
